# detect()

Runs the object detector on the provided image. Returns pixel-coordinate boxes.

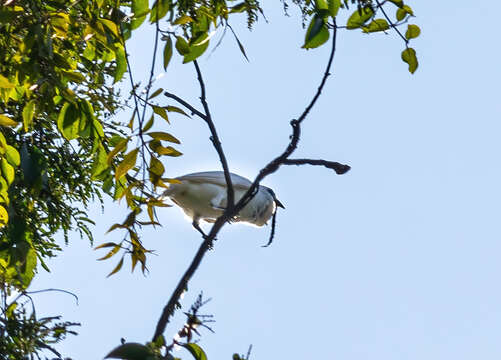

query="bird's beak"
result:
[275,199,285,209]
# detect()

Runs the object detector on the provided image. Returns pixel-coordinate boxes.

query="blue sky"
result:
[32,2,501,359]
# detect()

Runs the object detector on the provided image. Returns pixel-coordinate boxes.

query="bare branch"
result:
[163,91,206,120]
[283,158,351,175]
[193,60,235,209]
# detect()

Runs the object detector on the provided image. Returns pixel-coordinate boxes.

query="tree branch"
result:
[163,91,206,120]
[152,22,344,342]
[283,158,350,175]
[193,60,235,209]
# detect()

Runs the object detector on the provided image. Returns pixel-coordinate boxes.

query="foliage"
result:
[0,0,420,358]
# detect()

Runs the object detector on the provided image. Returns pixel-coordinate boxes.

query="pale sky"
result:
[32,2,501,359]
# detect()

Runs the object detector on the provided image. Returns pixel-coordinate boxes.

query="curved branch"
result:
[152,23,341,342]
[283,158,350,174]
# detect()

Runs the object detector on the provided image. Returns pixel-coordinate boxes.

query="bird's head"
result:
[263,186,285,209]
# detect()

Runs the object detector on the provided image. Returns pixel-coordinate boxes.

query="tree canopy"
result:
[0,0,419,358]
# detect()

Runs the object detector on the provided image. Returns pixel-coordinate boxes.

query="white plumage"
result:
[161,171,284,226]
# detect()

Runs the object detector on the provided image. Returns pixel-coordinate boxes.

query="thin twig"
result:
[193,60,235,209]
[283,158,351,175]
[163,91,206,120]
[374,0,408,45]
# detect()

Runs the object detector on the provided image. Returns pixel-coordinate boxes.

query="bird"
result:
[160,171,284,227]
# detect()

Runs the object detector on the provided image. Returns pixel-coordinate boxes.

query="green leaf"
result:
[346,6,374,29]
[405,24,421,39]
[149,156,165,176]
[388,0,403,7]
[114,45,127,83]
[328,0,341,17]
[0,74,15,89]
[147,132,180,144]
[107,138,129,165]
[166,105,190,117]
[396,5,413,21]
[105,342,156,360]
[115,148,138,179]
[183,343,207,360]
[0,114,18,127]
[173,15,193,25]
[401,47,418,74]
[149,88,163,100]
[0,205,8,226]
[163,37,173,70]
[303,15,329,49]
[315,0,328,10]
[1,158,14,185]
[183,33,210,63]
[131,0,149,30]
[91,145,108,179]
[363,18,389,33]
[107,256,124,277]
[152,106,169,123]
[97,243,121,261]
[143,114,154,132]
[94,242,119,250]
[5,146,20,167]
[57,102,80,140]
[175,36,190,55]
[150,0,169,23]
[22,100,35,132]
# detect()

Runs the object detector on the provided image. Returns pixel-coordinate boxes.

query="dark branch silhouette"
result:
[152,23,347,342]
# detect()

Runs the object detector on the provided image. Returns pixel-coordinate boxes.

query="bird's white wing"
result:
[177,171,252,190]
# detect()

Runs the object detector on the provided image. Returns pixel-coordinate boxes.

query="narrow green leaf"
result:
[114,45,127,83]
[0,205,8,226]
[405,24,421,39]
[149,88,163,99]
[166,105,190,117]
[142,114,154,132]
[115,148,138,179]
[0,114,18,127]
[152,106,169,122]
[107,138,129,165]
[97,243,121,261]
[163,37,173,70]
[107,256,124,277]
[388,0,403,7]
[183,343,207,360]
[303,15,329,49]
[22,100,35,132]
[147,132,180,144]
[94,242,119,250]
[346,6,374,29]
[401,47,418,74]
[149,156,165,176]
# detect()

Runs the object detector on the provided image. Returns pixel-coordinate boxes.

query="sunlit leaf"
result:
[1,158,14,185]
[0,114,18,127]
[405,24,421,39]
[131,0,149,30]
[22,100,35,132]
[5,146,20,167]
[0,75,15,89]
[183,343,207,360]
[173,15,193,25]
[107,256,124,277]
[114,45,127,83]
[149,156,165,176]
[150,0,169,23]
[401,47,418,74]
[147,132,180,144]
[346,6,374,29]
[175,36,190,55]
[303,15,329,49]
[107,138,129,165]
[363,18,389,33]
[97,243,121,261]
[94,242,119,250]
[105,342,155,360]
[163,37,173,70]
[166,105,190,117]
[149,88,163,99]
[57,102,80,140]
[115,148,138,179]
[152,106,169,122]
[328,0,341,17]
